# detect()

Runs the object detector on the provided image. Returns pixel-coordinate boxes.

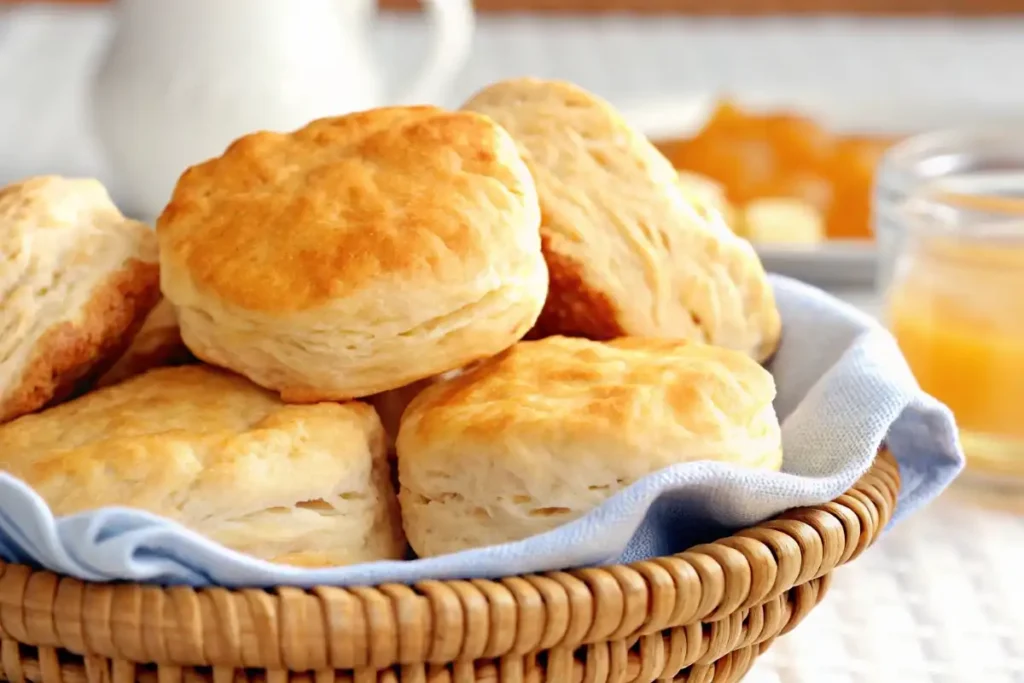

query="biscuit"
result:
[462,79,781,361]
[157,106,548,402]
[95,298,194,387]
[0,365,406,567]
[367,365,476,453]
[397,336,781,557]
[368,377,440,454]
[0,176,160,423]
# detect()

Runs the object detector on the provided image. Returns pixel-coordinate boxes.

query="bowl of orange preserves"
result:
[624,94,1022,285]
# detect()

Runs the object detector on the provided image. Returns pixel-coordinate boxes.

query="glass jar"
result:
[875,128,1024,496]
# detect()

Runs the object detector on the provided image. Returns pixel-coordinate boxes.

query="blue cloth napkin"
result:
[0,275,964,588]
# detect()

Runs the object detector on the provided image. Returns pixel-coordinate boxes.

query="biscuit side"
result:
[526,232,625,341]
[462,78,782,360]
[95,298,194,388]
[396,336,781,557]
[158,106,548,400]
[198,403,408,566]
[0,257,160,422]
[0,366,406,566]
[0,176,162,422]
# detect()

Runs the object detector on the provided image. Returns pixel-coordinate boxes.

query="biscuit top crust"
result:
[0,175,158,405]
[399,335,780,471]
[0,365,383,522]
[157,106,540,313]
[462,79,781,361]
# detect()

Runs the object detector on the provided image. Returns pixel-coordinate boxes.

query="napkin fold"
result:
[0,275,964,588]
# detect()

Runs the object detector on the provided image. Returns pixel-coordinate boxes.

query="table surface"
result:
[5,6,1024,186]
[2,6,1023,681]
[749,486,1024,683]
[764,290,1024,682]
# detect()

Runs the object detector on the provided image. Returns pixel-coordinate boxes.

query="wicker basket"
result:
[0,450,898,683]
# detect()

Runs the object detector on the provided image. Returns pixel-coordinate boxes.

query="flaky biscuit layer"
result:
[0,176,160,423]
[398,336,781,557]
[0,365,406,566]
[158,106,548,401]
[462,79,781,361]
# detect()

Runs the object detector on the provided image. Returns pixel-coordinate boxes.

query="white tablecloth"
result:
[4,5,1024,185]
[750,489,1024,683]
[773,290,1024,682]
[1,7,1022,680]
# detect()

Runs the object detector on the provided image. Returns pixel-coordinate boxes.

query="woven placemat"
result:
[744,293,1024,683]
[749,487,1024,682]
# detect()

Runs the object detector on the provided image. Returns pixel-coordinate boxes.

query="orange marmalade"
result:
[657,100,896,240]
[882,179,1024,490]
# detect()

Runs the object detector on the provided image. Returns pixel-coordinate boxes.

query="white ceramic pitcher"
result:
[90,0,475,219]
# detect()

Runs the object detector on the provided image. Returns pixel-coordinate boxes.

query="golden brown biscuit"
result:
[95,298,194,387]
[368,377,439,454]
[158,106,548,402]
[462,79,781,361]
[397,336,781,557]
[0,176,160,423]
[0,365,405,567]
[366,364,478,453]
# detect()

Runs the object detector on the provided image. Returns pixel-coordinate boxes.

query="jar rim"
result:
[902,194,1024,243]
[884,125,1024,167]
[879,126,1024,243]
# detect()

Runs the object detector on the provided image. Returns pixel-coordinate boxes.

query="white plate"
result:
[621,94,1024,286]
[756,240,877,287]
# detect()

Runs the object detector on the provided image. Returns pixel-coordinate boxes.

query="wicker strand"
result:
[0,451,900,683]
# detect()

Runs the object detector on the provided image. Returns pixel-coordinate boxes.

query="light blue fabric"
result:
[0,276,964,588]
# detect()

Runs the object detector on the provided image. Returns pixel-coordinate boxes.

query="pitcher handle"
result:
[391,0,475,105]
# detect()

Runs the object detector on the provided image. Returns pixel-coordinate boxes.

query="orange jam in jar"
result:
[876,129,1024,493]
[657,100,896,240]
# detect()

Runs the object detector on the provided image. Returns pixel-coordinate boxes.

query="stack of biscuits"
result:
[0,79,783,566]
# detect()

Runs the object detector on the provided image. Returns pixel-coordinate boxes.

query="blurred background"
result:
[3,1,1024,681]
[3,0,1024,199]
[4,0,1024,269]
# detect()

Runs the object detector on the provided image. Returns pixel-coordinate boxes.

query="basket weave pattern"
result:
[0,452,898,683]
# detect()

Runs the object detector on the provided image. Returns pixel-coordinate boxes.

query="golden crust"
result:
[461,79,781,361]
[522,231,623,341]
[157,106,548,401]
[158,106,538,313]
[0,176,161,423]
[0,365,406,567]
[367,377,438,454]
[95,298,194,388]
[366,365,475,453]
[397,336,782,557]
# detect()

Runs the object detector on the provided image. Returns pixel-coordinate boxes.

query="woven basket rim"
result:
[0,451,899,675]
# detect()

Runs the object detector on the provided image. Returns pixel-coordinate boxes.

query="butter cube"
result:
[743,198,825,245]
